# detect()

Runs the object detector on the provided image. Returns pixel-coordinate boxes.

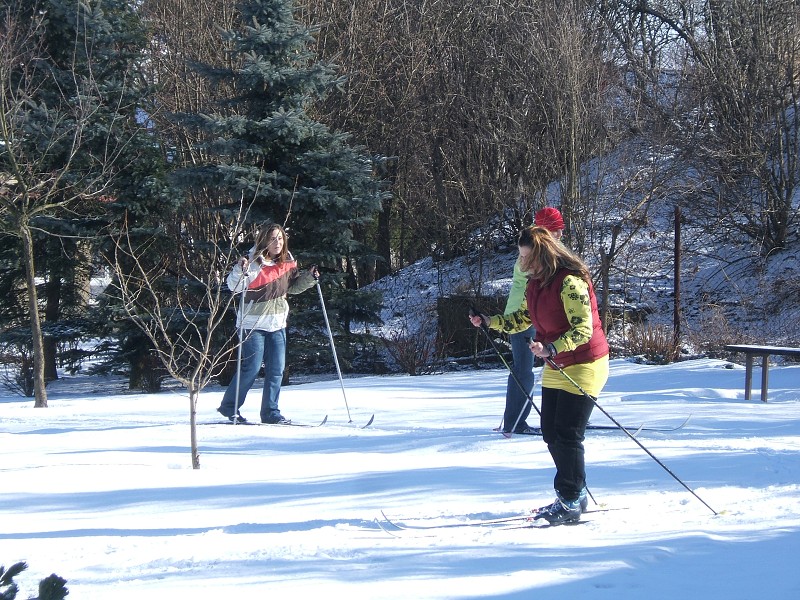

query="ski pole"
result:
[470,307,541,430]
[544,357,718,515]
[232,269,250,425]
[315,276,352,423]
[505,376,537,435]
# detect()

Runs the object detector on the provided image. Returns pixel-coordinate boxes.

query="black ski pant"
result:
[539,386,595,502]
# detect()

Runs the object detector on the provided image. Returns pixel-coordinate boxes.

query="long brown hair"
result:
[518,226,590,287]
[253,223,289,263]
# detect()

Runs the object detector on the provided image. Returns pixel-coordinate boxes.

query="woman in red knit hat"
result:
[534,207,565,238]
[467,209,565,435]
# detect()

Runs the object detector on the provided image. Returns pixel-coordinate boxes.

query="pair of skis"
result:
[210,414,374,428]
[376,508,616,534]
[500,415,692,437]
[217,415,328,428]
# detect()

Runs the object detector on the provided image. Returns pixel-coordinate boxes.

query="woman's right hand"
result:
[469,313,487,328]
[528,340,553,358]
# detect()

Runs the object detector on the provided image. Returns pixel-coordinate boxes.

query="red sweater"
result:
[526,269,609,368]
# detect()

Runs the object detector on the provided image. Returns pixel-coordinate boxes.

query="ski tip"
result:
[362,414,375,428]
[319,415,329,426]
[375,517,401,537]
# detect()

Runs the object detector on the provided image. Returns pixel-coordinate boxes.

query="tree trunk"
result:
[73,239,93,306]
[431,137,451,260]
[600,248,611,334]
[599,224,620,334]
[189,387,200,469]
[20,222,48,408]
[376,198,392,278]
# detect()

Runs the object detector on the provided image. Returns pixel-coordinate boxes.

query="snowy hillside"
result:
[361,213,800,356]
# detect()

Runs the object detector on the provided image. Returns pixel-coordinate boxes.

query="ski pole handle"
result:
[468,305,487,328]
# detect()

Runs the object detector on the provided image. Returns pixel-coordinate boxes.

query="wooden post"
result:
[744,354,753,401]
[760,354,769,403]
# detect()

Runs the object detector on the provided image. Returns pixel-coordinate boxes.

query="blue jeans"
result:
[504,328,536,432]
[219,328,286,422]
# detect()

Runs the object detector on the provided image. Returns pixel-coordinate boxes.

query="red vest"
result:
[526,269,609,368]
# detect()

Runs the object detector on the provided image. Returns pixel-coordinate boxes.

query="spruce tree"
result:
[171,0,385,273]
[0,0,171,400]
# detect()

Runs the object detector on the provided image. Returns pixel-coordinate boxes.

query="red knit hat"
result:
[534,207,565,232]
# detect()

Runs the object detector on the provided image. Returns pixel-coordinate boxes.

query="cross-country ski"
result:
[502,415,691,436]
[204,415,328,427]
[378,507,622,531]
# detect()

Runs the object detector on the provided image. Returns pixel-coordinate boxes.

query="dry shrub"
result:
[0,348,34,397]
[624,323,678,364]
[686,303,752,358]
[382,325,442,375]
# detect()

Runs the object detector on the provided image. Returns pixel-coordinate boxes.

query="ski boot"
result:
[534,497,581,525]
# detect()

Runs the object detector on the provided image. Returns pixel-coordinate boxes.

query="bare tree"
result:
[694,0,800,254]
[0,9,120,407]
[602,0,800,254]
[302,0,621,272]
[109,207,247,469]
[525,0,616,255]
[139,0,237,166]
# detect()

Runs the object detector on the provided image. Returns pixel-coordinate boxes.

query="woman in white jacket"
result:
[217,223,318,424]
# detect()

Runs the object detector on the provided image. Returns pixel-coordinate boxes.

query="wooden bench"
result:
[725,344,800,402]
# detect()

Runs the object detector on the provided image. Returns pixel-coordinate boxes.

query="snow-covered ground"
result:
[1,357,799,599]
